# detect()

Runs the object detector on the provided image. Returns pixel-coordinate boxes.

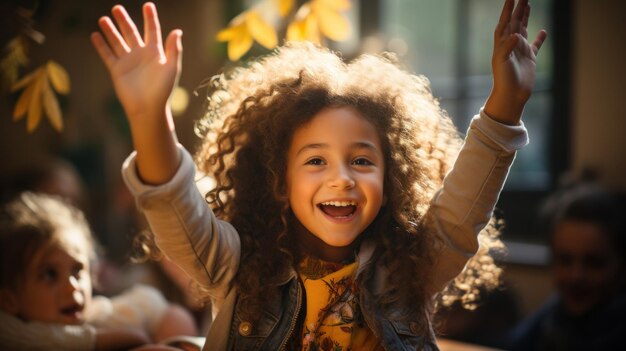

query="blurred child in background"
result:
[509,182,626,350]
[0,192,197,350]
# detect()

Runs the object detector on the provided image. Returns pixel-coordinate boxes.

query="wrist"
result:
[127,104,173,130]
[484,89,527,126]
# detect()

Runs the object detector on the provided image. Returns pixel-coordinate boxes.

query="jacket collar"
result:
[274,238,377,286]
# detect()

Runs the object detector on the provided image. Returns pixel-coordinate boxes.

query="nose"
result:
[63,275,81,293]
[65,276,86,304]
[326,164,356,190]
[564,261,588,285]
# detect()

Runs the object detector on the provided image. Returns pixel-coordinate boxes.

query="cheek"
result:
[19,289,55,317]
[364,174,385,206]
[287,180,306,214]
[289,172,320,199]
[553,266,573,288]
[80,276,92,295]
[78,266,93,293]
[590,263,624,287]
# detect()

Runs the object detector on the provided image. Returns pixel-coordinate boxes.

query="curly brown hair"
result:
[195,42,503,335]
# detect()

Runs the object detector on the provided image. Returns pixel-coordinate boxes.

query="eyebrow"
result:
[296,141,380,157]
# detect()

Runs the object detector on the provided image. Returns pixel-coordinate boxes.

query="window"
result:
[352,0,570,246]
[378,0,554,190]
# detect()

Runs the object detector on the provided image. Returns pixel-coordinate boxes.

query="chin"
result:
[319,235,360,248]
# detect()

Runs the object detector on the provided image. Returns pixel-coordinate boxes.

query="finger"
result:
[111,5,144,48]
[165,30,183,70]
[496,0,515,38]
[522,3,530,28]
[531,30,548,55]
[98,16,130,57]
[520,3,530,38]
[511,0,528,34]
[143,2,163,47]
[90,32,117,70]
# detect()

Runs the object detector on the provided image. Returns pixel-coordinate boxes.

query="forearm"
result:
[128,106,180,185]
[483,88,527,126]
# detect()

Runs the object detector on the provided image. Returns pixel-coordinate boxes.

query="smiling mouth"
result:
[318,201,357,218]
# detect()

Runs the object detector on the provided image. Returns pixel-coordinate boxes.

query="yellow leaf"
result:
[304,14,322,44]
[11,69,38,92]
[275,0,294,17]
[287,19,307,41]
[228,26,254,61]
[315,6,350,41]
[27,73,45,133]
[315,0,351,11]
[216,26,238,42]
[294,2,312,19]
[217,13,246,41]
[42,75,63,132]
[13,68,45,121]
[46,60,70,94]
[246,11,277,49]
[287,4,310,42]
[13,78,36,121]
[1,37,29,88]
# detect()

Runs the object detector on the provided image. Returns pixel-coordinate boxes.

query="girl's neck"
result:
[293,220,359,263]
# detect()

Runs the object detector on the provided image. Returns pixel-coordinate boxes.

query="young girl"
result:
[91,0,546,349]
[0,192,197,350]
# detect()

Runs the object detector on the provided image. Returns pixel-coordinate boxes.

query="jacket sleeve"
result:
[87,285,169,337]
[0,311,96,350]
[429,109,528,292]
[121,145,240,306]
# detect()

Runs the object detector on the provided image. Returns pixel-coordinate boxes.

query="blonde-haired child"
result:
[91,0,546,349]
[0,192,197,350]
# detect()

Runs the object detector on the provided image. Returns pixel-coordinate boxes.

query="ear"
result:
[0,289,19,315]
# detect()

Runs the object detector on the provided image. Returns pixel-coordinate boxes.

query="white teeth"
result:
[320,200,357,207]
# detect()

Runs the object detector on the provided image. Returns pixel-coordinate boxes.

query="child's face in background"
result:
[552,219,625,316]
[287,107,385,250]
[15,229,93,325]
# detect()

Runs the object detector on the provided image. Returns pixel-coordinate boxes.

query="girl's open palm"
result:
[494,0,547,94]
[91,2,182,123]
[487,0,547,125]
[91,2,182,185]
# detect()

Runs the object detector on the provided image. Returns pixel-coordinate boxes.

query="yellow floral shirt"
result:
[298,256,383,351]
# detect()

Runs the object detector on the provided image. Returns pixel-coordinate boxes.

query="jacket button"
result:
[239,321,252,336]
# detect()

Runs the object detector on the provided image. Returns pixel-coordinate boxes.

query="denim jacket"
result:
[122,111,528,350]
[223,239,440,351]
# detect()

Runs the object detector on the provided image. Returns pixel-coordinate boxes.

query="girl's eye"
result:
[41,268,58,282]
[352,157,374,166]
[305,158,325,166]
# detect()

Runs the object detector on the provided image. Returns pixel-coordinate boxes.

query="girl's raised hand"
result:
[484,0,547,125]
[91,2,182,184]
[91,2,182,125]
